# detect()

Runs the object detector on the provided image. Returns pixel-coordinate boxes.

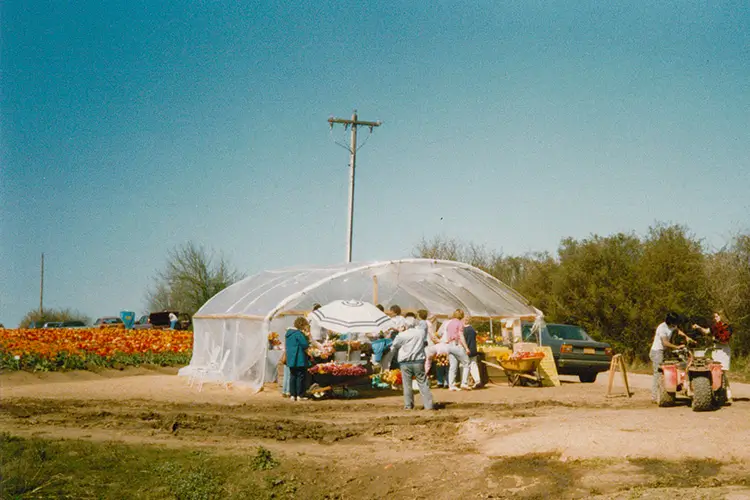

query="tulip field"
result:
[0,326,192,372]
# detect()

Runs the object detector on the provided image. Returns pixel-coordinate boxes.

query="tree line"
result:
[16,226,749,362]
[414,223,750,360]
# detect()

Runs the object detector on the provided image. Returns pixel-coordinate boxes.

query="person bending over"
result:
[649,311,692,403]
[440,309,471,391]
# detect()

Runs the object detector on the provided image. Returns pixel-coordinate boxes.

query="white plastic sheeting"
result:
[179,259,541,391]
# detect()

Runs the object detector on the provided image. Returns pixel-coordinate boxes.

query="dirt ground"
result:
[2,366,750,499]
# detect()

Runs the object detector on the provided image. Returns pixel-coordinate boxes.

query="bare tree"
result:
[413,235,463,261]
[146,242,245,317]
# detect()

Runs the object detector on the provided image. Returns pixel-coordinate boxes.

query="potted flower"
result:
[333,340,348,362]
[348,340,362,363]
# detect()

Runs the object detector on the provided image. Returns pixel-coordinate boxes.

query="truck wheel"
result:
[713,373,729,407]
[691,376,713,412]
[657,374,675,407]
[578,372,597,383]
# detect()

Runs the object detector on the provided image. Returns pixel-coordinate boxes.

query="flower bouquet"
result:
[434,353,449,367]
[379,369,402,388]
[268,332,281,350]
[308,342,335,362]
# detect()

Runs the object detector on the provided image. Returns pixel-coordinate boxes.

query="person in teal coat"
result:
[285,317,310,401]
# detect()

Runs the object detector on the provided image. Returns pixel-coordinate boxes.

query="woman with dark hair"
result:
[285,317,311,401]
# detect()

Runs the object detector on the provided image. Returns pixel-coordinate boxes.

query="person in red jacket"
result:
[693,311,733,401]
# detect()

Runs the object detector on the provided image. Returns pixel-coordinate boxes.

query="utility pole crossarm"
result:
[328,117,382,128]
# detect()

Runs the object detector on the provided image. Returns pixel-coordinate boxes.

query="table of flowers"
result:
[309,338,370,386]
[308,361,369,388]
[270,333,374,398]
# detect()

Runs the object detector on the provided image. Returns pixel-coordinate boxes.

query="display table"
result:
[308,362,370,398]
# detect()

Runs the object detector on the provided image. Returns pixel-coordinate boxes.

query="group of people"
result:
[280,303,485,409]
[284,303,736,408]
[383,305,484,411]
[650,310,734,403]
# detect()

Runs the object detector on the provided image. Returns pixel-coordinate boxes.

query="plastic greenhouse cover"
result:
[194,259,540,320]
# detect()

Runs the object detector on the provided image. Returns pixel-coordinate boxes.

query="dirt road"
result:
[2,368,749,499]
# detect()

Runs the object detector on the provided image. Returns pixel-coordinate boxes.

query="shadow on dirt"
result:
[486,453,582,499]
[627,457,723,488]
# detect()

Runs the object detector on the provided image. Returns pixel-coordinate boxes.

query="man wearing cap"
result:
[391,316,434,410]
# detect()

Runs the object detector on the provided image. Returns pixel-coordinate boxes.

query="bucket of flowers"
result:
[434,353,449,367]
[348,340,363,363]
[331,340,349,362]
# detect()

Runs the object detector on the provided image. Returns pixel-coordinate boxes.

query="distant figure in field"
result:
[169,312,178,330]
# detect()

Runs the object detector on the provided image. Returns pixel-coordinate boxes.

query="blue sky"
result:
[2,2,748,327]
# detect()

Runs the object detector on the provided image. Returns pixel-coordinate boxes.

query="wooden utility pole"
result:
[39,253,44,316]
[328,110,382,263]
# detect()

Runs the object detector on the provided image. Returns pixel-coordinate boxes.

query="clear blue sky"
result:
[2,2,748,327]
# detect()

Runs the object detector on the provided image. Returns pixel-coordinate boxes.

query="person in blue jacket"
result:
[285,317,311,401]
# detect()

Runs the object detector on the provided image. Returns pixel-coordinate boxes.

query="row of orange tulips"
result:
[0,326,193,372]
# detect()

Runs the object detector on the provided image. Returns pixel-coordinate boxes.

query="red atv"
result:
[657,346,728,411]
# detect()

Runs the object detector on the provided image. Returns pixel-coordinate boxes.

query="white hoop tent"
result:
[179,259,542,391]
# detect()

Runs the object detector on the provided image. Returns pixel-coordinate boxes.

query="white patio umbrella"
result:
[310,300,393,334]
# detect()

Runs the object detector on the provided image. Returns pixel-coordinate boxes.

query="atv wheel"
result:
[713,373,729,407]
[691,376,713,412]
[657,374,675,407]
